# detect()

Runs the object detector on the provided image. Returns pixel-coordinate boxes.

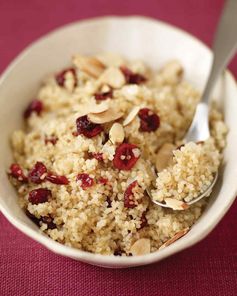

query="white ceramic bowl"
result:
[0,16,237,268]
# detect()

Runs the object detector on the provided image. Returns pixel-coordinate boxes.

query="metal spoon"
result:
[148,0,237,208]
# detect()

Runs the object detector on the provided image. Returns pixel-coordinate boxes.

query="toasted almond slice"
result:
[130,238,151,256]
[123,106,140,126]
[74,101,109,117]
[109,123,125,144]
[73,105,91,117]
[99,67,126,88]
[96,53,125,67]
[164,198,189,210]
[155,143,175,172]
[72,55,106,78]
[89,101,109,114]
[88,108,123,124]
[159,228,189,250]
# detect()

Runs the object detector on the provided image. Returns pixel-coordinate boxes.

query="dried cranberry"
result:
[98,177,108,185]
[94,89,113,101]
[45,136,58,145]
[25,210,41,226]
[124,181,138,208]
[28,162,47,184]
[113,143,140,170]
[139,212,148,229]
[138,108,160,132]
[114,249,122,256]
[26,210,56,229]
[77,173,94,190]
[46,173,69,185]
[28,188,51,205]
[89,152,104,161]
[55,68,77,88]
[24,99,43,119]
[76,115,103,138]
[120,66,146,84]
[9,163,28,182]
[41,216,57,229]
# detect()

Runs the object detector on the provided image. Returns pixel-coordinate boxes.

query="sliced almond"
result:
[99,67,126,88]
[88,108,123,124]
[155,143,175,172]
[73,105,91,117]
[123,106,140,126]
[109,123,124,144]
[159,228,189,250]
[89,101,109,114]
[164,198,189,210]
[130,238,150,256]
[96,52,125,67]
[74,101,109,117]
[72,54,106,78]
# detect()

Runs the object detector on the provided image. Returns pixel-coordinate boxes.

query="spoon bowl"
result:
[147,173,218,208]
[149,0,237,209]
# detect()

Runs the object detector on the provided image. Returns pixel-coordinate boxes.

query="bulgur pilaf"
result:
[9,53,227,256]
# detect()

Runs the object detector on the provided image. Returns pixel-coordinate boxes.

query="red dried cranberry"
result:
[45,136,58,145]
[24,99,43,119]
[113,143,140,170]
[139,212,148,229]
[9,163,28,182]
[76,115,103,138]
[90,152,104,161]
[120,66,146,84]
[114,249,122,256]
[28,162,47,184]
[94,89,113,101]
[26,211,56,229]
[77,173,94,190]
[46,173,69,185]
[25,210,41,226]
[138,108,160,132]
[98,177,108,185]
[124,181,138,208]
[55,68,77,88]
[41,216,56,229]
[28,188,51,204]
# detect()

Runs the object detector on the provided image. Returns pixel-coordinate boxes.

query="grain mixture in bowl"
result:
[9,53,227,256]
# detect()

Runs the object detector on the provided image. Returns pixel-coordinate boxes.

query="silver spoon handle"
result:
[203,0,237,104]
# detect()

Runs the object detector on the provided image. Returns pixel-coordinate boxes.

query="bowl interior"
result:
[0,16,237,268]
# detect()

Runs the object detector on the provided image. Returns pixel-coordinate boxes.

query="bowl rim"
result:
[0,15,237,267]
